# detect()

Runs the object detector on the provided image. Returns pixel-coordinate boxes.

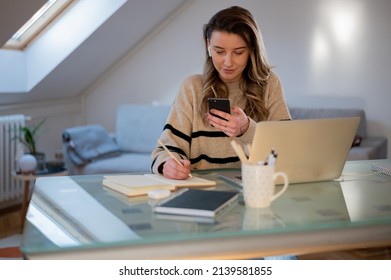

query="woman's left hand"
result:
[207,106,249,137]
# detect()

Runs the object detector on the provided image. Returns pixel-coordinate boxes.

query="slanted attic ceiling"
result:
[0,0,187,105]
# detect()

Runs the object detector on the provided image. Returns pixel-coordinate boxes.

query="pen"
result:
[264,148,277,166]
[158,140,192,178]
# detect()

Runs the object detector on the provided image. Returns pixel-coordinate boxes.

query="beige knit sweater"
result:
[151,72,291,173]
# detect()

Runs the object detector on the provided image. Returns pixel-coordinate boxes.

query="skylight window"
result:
[3,0,75,50]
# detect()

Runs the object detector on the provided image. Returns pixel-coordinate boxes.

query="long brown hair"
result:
[201,6,271,121]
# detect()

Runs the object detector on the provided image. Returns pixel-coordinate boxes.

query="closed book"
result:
[155,213,215,224]
[154,189,239,218]
[102,174,216,197]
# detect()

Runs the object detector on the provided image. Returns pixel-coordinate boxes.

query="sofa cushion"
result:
[289,107,367,138]
[82,153,152,174]
[351,137,388,160]
[63,124,121,166]
[348,146,374,160]
[116,104,171,153]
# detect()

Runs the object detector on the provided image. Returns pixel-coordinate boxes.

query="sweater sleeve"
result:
[151,76,198,174]
[236,117,257,144]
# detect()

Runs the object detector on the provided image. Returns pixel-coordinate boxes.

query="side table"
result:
[12,169,68,230]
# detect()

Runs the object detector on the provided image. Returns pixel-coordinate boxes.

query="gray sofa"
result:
[289,107,387,160]
[62,104,387,175]
[63,104,170,175]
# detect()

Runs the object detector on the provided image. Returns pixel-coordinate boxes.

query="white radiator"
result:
[0,115,26,203]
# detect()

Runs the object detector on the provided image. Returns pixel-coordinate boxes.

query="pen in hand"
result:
[158,140,192,178]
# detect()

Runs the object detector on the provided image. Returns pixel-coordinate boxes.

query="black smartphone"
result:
[208,98,231,120]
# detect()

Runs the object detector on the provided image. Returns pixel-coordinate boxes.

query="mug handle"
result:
[271,172,289,202]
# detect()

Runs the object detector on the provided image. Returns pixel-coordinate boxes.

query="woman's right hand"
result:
[162,158,191,179]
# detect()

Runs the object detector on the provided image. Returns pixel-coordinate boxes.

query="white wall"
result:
[83,0,390,158]
[0,97,83,161]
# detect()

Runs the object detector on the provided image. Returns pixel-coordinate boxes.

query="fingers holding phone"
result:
[207,99,249,136]
[208,98,231,121]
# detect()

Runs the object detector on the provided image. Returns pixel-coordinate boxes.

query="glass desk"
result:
[12,169,68,230]
[20,160,391,259]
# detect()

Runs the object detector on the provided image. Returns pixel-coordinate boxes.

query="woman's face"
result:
[208,31,249,83]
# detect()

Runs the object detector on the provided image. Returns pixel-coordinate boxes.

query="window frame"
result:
[2,0,76,50]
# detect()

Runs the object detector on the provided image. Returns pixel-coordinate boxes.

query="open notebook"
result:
[221,117,360,185]
[102,174,216,197]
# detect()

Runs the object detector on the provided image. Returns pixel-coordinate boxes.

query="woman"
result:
[151,6,291,179]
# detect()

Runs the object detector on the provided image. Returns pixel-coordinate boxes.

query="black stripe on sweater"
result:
[192,130,227,138]
[159,145,187,158]
[164,124,191,143]
[164,124,229,141]
[191,154,240,165]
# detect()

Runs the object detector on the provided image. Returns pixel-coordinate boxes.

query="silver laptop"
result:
[221,117,360,185]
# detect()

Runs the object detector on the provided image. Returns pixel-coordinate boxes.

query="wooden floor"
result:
[298,247,391,260]
[0,204,23,240]
[0,205,23,259]
[0,204,390,259]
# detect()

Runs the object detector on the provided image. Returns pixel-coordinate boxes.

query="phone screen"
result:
[208,98,231,120]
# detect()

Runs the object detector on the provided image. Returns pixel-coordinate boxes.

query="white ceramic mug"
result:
[241,164,289,208]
